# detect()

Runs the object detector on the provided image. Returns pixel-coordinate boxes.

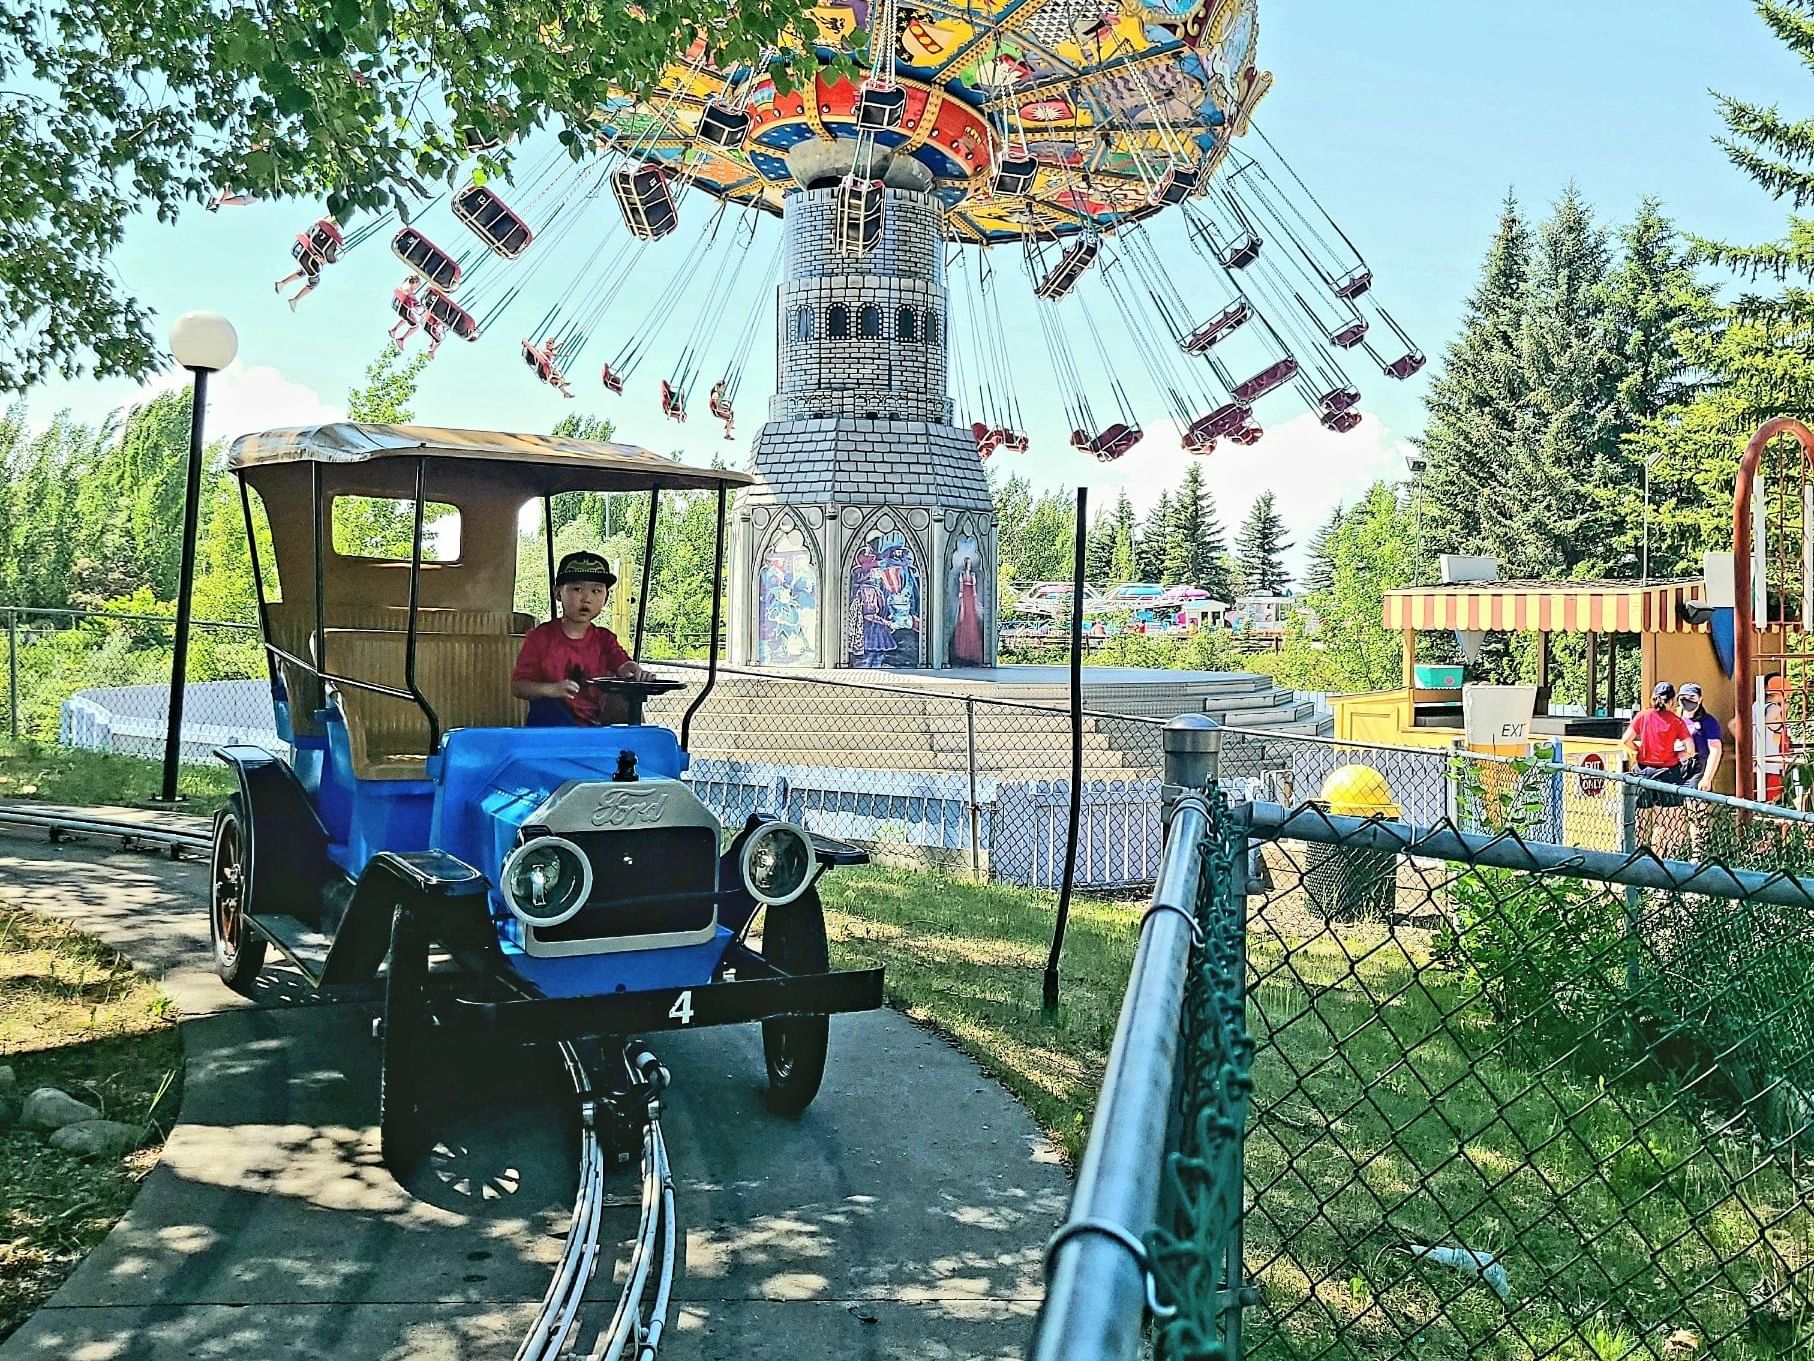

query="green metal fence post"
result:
[5,608,16,741]
[1621,776,1641,995]
[965,696,982,880]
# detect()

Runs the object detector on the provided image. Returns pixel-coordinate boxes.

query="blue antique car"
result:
[206,423,881,1169]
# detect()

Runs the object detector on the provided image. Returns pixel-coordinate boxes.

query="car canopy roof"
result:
[228,422,752,495]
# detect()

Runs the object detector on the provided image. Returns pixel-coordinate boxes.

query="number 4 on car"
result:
[205,423,882,1174]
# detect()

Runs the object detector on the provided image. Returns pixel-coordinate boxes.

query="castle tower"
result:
[728,183,997,670]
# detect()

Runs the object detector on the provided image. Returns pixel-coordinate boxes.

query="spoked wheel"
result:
[380,910,434,1175]
[210,795,267,994]
[760,888,830,1115]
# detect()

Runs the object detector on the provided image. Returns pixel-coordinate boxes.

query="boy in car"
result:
[513,552,656,726]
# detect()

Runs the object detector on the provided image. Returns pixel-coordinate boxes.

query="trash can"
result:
[1304,764,1400,922]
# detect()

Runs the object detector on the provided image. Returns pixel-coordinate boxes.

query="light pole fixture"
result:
[157,311,238,803]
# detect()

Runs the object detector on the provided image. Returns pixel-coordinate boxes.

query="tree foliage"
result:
[2,0,834,389]
[1235,491,1291,596]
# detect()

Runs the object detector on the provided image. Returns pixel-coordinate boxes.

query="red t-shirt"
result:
[1628,707,1691,768]
[513,620,631,724]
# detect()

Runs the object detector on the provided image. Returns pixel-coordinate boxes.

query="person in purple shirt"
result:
[1676,683,1724,793]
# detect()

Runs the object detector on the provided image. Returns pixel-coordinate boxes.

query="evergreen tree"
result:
[1304,505,1343,595]
[334,348,436,558]
[1501,186,1616,577]
[1417,192,1531,562]
[1084,508,1117,585]
[1109,488,1138,583]
[1163,464,1232,597]
[1235,491,1292,596]
[1135,491,1172,582]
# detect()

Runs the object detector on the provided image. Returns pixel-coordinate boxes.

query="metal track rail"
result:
[0,804,209,855]
[519,1044,678,1361]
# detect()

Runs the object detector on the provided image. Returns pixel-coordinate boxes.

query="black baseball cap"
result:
[555,551,616,587]
[1679,683,1703,703]
[1652,681,1675,703]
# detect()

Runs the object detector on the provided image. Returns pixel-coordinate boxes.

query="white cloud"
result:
[134,360,344,444]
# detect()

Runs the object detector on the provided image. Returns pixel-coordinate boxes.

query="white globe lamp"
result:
[168,311,239,372]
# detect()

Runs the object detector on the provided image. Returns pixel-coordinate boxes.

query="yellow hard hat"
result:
[1319,764,1400,818]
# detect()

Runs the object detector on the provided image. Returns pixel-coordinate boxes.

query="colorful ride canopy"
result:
[596,0,1268,241]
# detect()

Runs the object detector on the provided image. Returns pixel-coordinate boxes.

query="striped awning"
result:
[1382,579,1706,634]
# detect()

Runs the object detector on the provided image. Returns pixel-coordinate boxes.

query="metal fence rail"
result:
[1034,724,1814,1361]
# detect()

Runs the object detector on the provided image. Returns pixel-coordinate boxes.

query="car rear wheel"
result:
[210,795,267,994]
[380,910,433,1174]
[760,888,830,1115]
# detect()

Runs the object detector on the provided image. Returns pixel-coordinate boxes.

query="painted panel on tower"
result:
[846,527,923,668]
[948,531,987,667]
[757,525,821,666]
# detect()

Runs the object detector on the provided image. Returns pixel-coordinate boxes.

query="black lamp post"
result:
[157,311,238,803]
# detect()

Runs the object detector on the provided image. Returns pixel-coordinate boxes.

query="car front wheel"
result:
[760,888,830,1115]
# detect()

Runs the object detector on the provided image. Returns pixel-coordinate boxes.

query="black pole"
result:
[1043,486,1088,1014]
[239,480,277,697]
[634,486,659,660]
[157,367,210,802]
[405,457,441,752]
[544,495,557,616]
[681,484,727,750]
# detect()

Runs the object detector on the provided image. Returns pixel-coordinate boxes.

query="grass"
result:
[820,861,1814,1361]
[0,903,183,1344]
[0,739,235,811]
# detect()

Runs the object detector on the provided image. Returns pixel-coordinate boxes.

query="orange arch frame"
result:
[1731,417,1814,791]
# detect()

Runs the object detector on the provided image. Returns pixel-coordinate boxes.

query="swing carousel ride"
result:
[264,0,1421,461]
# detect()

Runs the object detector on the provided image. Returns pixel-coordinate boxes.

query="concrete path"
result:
[0,826,1068,1361]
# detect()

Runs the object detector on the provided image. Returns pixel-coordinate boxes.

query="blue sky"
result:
[23,1,1810,567]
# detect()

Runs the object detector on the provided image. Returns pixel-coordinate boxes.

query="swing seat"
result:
[660,381,687,421]
[856,81,907,131]
[521,340,563,387]
[601,363,626,394]
[1150,166,1199,207]
[835,176,886,254]
[1180,301,1251,354]
[1328,316,1369,349]
[1317,385,1361,415]
[453,184,534,259]
[1383,350,1426,380]
[391,289,422,323]
[1320,408,1363,434]
[993,154,1039,197]
[1333,268,1373,301]
[709,394,734,422]
[1233,356,1299,404]
[1005,430,1029,453]
[612,162,679,242]
[392,227,462,291]
[1033,237,1099,300]
[1182,428,1216,455]
[424,288,479,340]
[1071,423,1141,461]
[1198,402,1252,439]
[1220,233,1261,270]
[1229,421,1264,447]
[698,101,752,148]
[296,220,343,264]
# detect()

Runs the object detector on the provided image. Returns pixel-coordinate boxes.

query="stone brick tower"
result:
[728,183,996,671]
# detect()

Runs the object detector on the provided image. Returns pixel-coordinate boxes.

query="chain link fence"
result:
[0,606,274,763]
[1037,729,1814,1361]
[646,664,1168,890]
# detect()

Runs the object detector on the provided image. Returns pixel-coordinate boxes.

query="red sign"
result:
[1578,753,1607,798]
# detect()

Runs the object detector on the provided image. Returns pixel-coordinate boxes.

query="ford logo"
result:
[590,788,670,828]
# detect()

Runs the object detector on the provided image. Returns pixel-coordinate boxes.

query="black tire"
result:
[210,795,268,994]
[760,888,830,1115]
[380,910,433,1174]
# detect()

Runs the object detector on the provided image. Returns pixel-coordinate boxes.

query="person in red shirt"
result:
[1623,680,1693,849]
[513,552,656,726]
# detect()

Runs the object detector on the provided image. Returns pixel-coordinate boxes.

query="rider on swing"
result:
[708,380,734,440]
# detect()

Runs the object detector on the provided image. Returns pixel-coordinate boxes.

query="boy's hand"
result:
[559,679,581,699]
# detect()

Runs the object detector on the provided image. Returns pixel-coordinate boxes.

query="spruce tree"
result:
[1304,505,1343,595]
[1135,491,1172,581]
[1109,488,1138,584]
[1236,491,1292,595]
[1164,463,1233,597]
[1085,508,1117,585]
[1417,192,1531,562]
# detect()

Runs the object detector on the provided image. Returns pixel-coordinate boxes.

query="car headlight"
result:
[740,821,814,907]
[501,835,593,929]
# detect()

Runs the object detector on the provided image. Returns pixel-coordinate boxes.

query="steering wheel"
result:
[585,676,688,697]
